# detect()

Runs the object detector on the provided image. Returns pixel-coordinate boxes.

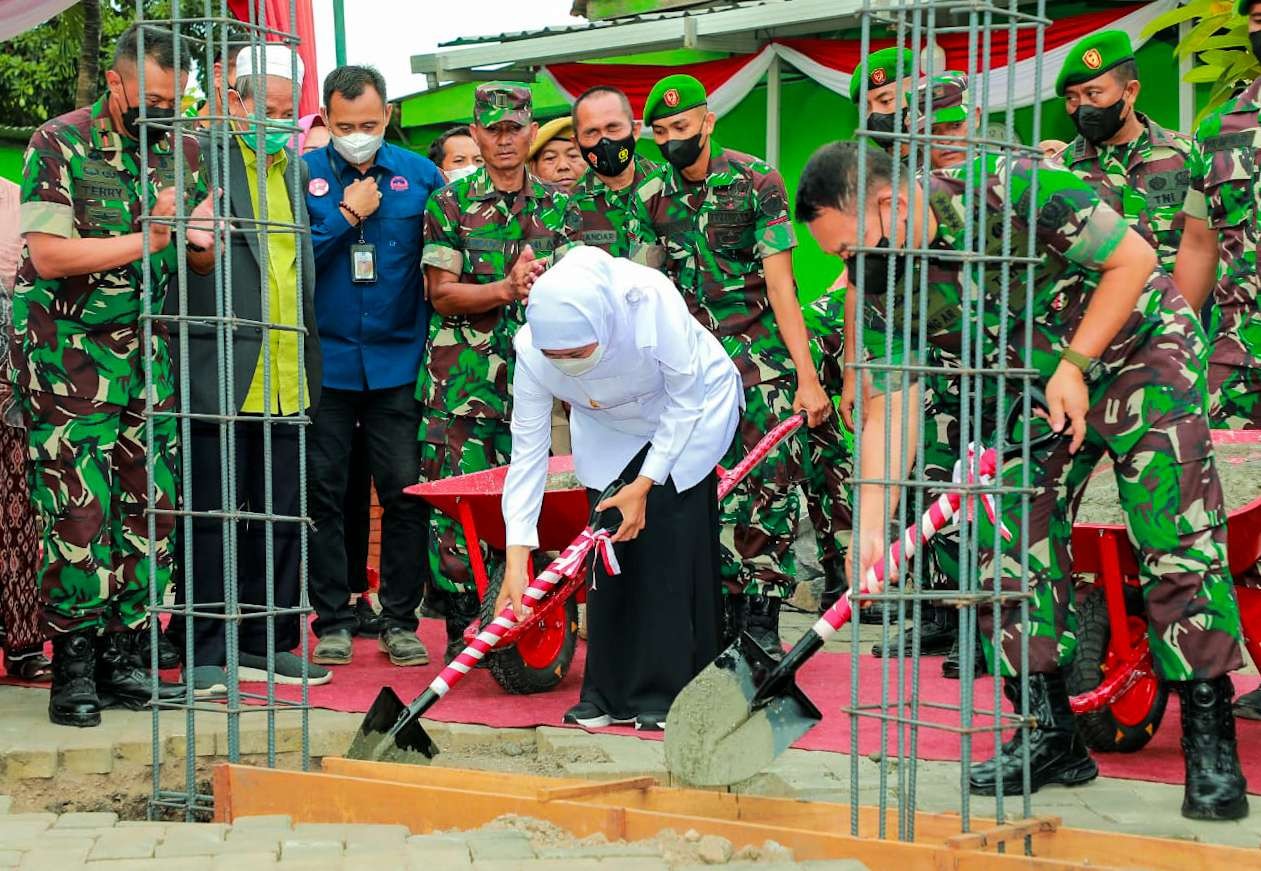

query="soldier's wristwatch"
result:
[1059,347,1098,377]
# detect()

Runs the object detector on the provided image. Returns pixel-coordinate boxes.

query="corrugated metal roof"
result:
[439,0,778,48]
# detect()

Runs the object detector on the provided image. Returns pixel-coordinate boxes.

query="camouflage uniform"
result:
[418,165,580,594]
[569,154,660,262]
[637,142,803,598]
[864,154,1242,680]
[800,288,852,569]
[1183,76,1261,430]
[13,94,201,634]
[1063,113,1191,276]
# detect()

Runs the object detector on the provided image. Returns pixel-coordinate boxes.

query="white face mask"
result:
[548,345,604,378]
[445,164,480,183]
[332,131,383,165]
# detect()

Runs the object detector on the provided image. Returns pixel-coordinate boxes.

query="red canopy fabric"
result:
[543,1,1168,117]
[226,0,319,116]
[547,52,771,118]
[779,3,1146,73]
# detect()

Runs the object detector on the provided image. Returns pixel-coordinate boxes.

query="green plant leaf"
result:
[1142,0,1228,38]
[1184,63,1231,82]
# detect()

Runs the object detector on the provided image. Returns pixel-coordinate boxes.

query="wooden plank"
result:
[214,764,1099,870]
[307,761,1261,871]
[538,777,657,802]
[946,817,1060,851]
[319,758,978,839]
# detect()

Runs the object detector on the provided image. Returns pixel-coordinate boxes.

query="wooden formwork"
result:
[212,759,1260,870]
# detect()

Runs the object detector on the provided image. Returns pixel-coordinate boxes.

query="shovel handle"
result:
[717,413,806,500]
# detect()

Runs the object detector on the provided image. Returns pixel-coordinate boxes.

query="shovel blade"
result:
[345,686,440,764]
[665,632,822,787]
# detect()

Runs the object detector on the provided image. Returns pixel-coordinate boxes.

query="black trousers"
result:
[580,448,722,720]
[168,418,303,666]
[344,423,372,596]
[308,385,427,636]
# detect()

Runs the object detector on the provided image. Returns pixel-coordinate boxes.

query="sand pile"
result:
[1074,440,1260,526]
[473,814,799,866]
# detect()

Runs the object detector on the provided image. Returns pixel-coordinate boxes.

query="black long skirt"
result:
[580,446,723,720]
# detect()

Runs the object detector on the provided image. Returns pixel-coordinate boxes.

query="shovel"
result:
[346,482,626,764]
[345,412,809,764]
[665,441,1009,786]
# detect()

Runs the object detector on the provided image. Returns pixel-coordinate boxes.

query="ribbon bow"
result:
[953,442,1013,542]
[554,526,622,585]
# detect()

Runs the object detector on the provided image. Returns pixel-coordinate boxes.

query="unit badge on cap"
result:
[308,177,329,197]
[1083,48,1102,70]
[663,88,681,107]
[390,175,409,191]
[871,68,887,86]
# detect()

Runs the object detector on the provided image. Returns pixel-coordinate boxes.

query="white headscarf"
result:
[527,247,614,352]
[525,246,695,376]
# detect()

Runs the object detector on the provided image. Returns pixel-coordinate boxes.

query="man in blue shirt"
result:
[303,65,445,668]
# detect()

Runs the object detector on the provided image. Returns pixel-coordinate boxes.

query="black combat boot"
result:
[1178,675,1249,820]
[969,671,1098,795]
[818,557,847,613]
[721,594,748,649]
[871,604,956,657]
[96,632,185,709]
[744,595,783,658]
[127,623,181,670]
[444,590,482,665]
[49,632,101,727]
[942,632,985,680]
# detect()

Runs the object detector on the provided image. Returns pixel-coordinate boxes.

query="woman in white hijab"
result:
[498,246,743,731]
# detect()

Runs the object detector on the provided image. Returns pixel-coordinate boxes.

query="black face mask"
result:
[580,133,636,178]
[662,131,706,171]
[845,212,904,292]
[1251,30,1261,65]
[866,110,899,136]
[117,89,174,140]
[1071,97,1128,146]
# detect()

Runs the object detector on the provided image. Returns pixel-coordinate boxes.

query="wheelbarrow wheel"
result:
[479,559,579,695]
[1067,586,1167,753]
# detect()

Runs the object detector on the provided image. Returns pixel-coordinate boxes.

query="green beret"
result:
[644,74,708,124]
[1055,31,1135,97]
[849,47,916,103]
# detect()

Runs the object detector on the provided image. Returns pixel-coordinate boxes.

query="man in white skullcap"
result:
[165,42,332,693]
[498,247,743,731]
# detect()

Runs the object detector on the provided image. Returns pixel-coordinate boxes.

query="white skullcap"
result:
[234,44,304,86]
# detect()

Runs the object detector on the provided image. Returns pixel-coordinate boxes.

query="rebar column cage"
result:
[136,0,312,820]
[847,0,1046,846]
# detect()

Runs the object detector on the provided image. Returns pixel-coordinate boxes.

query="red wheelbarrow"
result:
[1067,430,1261,752]
[403,457,592,695]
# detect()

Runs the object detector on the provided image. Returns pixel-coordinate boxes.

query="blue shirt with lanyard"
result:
[303,140,445,392]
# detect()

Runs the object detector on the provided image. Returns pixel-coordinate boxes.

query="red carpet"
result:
[263,619,1261,794]
[5,617,1258,793]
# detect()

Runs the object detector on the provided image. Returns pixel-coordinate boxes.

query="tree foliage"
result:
[1143,0,1261,127]
[0,1,174,128]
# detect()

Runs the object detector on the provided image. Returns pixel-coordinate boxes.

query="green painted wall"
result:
[0,142,24,183]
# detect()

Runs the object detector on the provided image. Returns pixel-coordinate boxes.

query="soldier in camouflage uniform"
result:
[797,141,1247,820]
[1176,1,1261,432]
[800,279,853,611]
[14,25,205,726]
[636,74,832,655]
[1176,0,1261,719]
[569,86,660,263]
[1058,32,1192,279]
[419,82,581,663]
